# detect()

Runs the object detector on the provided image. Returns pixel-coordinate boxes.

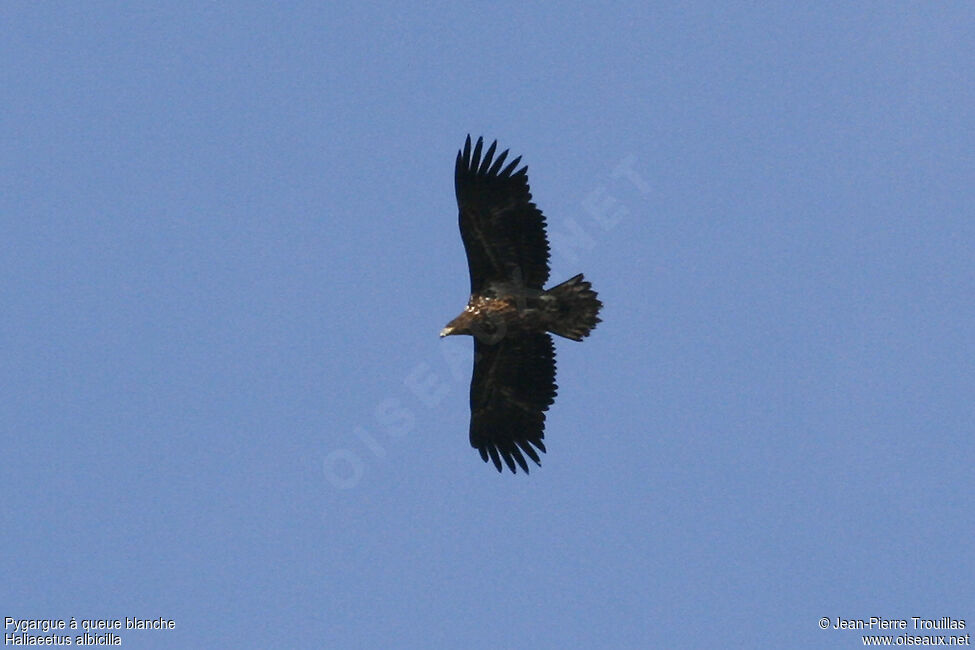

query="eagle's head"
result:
[440,308,506,343]
[439,310,475,338]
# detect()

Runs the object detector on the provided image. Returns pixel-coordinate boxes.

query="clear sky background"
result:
[3,3,973,648]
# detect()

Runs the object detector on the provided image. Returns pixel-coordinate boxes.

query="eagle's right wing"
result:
[469,333,556,473]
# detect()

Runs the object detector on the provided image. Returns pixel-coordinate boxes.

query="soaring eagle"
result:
[440,136,602,473]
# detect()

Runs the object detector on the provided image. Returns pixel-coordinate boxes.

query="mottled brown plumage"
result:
[441,136,602,473]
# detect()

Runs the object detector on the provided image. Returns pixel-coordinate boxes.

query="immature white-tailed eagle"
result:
[440,136,602,473]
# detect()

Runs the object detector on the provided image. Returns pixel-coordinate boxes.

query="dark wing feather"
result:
[455,135,551,293]
[469,333,557,473]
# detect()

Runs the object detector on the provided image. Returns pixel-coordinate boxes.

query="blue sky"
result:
[3,2,973,648]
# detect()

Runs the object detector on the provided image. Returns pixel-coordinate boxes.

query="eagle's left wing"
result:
[469,333,557,473]
[455,136,551,294]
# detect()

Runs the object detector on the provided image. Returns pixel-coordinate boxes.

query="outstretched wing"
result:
[469,333,557,473]
[455,135,551,293]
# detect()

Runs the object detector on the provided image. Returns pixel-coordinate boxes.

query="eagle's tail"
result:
[546,274,602,341]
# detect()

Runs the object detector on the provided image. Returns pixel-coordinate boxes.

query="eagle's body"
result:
[442,275,599,343]
[441,136,602,473]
